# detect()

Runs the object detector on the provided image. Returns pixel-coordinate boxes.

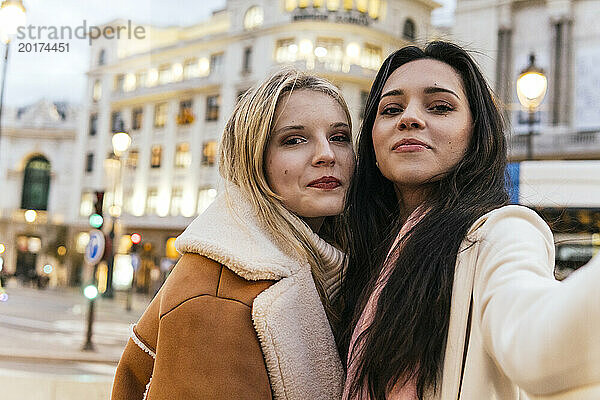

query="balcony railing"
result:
[508,130,600,160]
[111,73,221,102]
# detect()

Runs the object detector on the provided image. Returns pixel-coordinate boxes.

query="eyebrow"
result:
[380,86,461,100]
[274,122,350,135]
[331,122,350,129]
[274,125,304,135]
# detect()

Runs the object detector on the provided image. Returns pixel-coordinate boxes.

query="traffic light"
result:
[89,191,104,228]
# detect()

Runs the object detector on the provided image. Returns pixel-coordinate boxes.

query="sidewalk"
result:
[0,284,153,399]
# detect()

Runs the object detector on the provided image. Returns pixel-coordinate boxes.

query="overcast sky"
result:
[2,0,454,107]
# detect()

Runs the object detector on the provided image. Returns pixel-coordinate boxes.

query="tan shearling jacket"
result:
[111,186,345,400]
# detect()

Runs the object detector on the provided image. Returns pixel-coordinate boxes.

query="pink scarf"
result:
[343,209,425,400]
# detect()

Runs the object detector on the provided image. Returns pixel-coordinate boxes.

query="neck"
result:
[394,185,426,220]
[302,216,325,233]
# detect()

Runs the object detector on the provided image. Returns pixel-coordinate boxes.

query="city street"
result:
[0,282,151,399]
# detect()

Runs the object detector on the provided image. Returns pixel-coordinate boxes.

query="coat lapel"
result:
[440,215,489,399]
[252,268,344,400]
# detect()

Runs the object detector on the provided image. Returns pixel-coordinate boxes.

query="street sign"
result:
[85,229,105,265]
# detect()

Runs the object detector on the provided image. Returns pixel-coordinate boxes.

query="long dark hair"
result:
[340,41,509,399]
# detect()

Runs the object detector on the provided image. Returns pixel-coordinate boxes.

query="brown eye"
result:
[283,137,305,145]
[381,105,403,115]
[429,103,454,113]
[330,134,350,143]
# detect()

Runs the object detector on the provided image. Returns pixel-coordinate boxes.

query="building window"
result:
[111,111,124,132]
[127,149,139,169]
[202,141,218,166]
[158,64,172,85]
[98,49,105,66]
[136,70,147,89]
[123,73,136,92]
[210,53,224,75]
[114,74,125,92]
[172,63,183,82]
[85,153,94,173]
[285,0,297,11]
[205,95,220,121]
[21,156,51,211]
[244,6,264,30]
[315,37,344,71]
[183,58,199,80]
[150,145,162,168]
[132,107,143,131]
[361,43,382,71]
[327,0,340,11]
[89,114,98,136]
[154,102,168,128]
[367,0,380,18]
[175,143,191,168]
[275,38,298,63]
[403,19,416,41]
[177,99,195,125]
[92,80,102,102]
[242,46,253,73]
[197,187,217,214]
[80,192,94,216]
[170,187,183,216]
[147,68,159,87]
[146,188,158,215]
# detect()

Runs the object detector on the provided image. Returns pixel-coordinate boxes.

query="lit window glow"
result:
[244,6,264,30]
[123,73,136,92]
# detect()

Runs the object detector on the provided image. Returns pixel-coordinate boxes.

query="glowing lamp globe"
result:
[84,285,99,300]
[112,131,131,156]
[0,0,27,40]
[516,54,548,111]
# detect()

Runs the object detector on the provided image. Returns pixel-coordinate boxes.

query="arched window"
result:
[98,49,106,66]
[403,18,416,41]
[21,156,51,211]
[243,6,264,30]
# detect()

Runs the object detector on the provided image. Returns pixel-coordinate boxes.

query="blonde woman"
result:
[111,68,354,400]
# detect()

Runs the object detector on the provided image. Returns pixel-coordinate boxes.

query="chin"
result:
[299,203,343,218]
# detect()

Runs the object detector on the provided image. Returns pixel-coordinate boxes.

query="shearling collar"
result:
[174,185,343,283]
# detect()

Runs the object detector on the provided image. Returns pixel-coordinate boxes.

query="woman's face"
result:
[265,90,354,230]
[372,59,473,195]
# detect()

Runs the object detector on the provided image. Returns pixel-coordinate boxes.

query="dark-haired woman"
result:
[340,41,600,400]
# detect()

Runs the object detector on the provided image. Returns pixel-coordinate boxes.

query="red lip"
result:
[392,138,431,151]
[307,176,341,189]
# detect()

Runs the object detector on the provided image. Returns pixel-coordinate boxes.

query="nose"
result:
[312,138,335,167]
[397,104,425,130]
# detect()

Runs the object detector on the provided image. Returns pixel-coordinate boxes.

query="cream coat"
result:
[174,186,345,399]
[439,205,600,400]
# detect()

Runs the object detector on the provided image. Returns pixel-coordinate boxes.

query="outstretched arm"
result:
[475,208,600,396]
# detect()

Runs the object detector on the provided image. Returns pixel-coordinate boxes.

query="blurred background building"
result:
[452,0,600,276]
[0,100,80,287]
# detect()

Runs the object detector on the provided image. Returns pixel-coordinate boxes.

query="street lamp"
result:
[103,130,130,298]
[0,0,27,161]
[516,53,548,160]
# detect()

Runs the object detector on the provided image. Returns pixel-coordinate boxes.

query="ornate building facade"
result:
[0,100,79,286]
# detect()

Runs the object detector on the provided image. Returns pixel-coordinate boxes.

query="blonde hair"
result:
[219,67,351,318]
